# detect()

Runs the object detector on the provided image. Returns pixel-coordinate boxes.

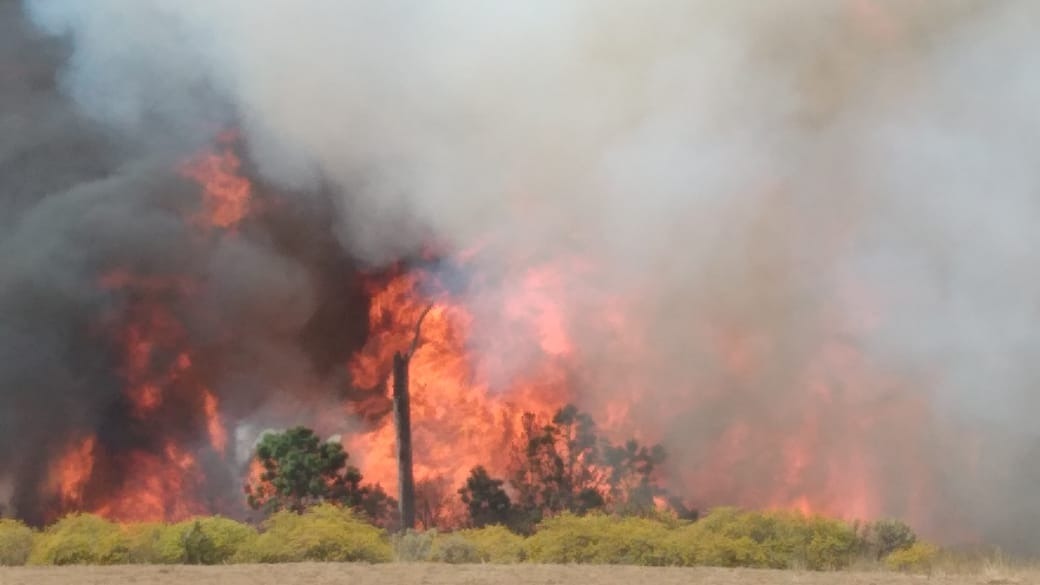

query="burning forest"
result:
[4,0,1040,556]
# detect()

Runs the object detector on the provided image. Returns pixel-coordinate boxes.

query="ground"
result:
[0,563,1028,585]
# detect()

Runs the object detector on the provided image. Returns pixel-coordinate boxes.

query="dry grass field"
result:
[1,563,1036,585]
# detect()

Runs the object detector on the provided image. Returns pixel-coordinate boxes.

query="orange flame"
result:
[50,436,96,509]
[203,389,228,455]
[93,443,207,522]
[180,142,252,229]
[46,137,254,523]
[346,264,572,518]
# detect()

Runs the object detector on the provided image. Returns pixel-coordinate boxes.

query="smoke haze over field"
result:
[5,0,1040,552]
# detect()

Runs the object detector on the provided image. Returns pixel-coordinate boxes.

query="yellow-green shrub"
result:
[885,542,939,573]
[124,522,166,564]
[0,519,33,566]
[803,516,861,570]
[234,504,391,563]
[668,508,862,570]
[670,529,767,568]
[671,509,779,568]
[457,525,525,563]
[152,517,256,564]
[29,514,130,565]
[194,517,257,563]
[525,513,679,566]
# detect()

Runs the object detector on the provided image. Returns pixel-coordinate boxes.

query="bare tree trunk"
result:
[392,304,433,532]
[392,350,415,530]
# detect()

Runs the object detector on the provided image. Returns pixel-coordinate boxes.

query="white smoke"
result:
[24,0,1040,550]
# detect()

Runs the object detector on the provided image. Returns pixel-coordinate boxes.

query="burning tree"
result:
[244,427,396,526]
[456,404,674,532]
[602,439,668,516]
[390,303,434,530]
[511,405,606,521]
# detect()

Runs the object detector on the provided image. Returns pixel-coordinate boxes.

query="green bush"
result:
[525,513,679,566]
[457,525,526,563]
[864,519,917,560]
[0,519,34,566]
[885,542,939,573]
[29,514,130,565]
[393,529,436,562]
[234,503,391,563]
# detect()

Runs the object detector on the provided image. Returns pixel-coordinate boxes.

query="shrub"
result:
[886,542,939,574]
[803,516,861,570]
[668,508,862,570]
[457,525,526,563]
[183,521,216,564]
[234,503,391,563]
[430,534,481,564]
[153,517,256,564]
[525,513,679,566]
[124,522,166,564]
[393,529,436,562]
[29,514,130,565]
[671,530,766,568]
[864,519,917,560]
[0,519,33,566]
[671,508,784,568]
[678,508,794,568]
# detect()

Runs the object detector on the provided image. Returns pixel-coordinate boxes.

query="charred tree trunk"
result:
[392,350,415,530]
[392,304,433,532]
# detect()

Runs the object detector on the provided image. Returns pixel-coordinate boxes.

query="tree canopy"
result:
[244,426,395,526]
[458,466,512,528]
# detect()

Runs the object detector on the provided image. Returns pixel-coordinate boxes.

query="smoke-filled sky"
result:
[5,0,1040,552]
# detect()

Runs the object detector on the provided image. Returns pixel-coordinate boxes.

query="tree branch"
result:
[404,303,435,360]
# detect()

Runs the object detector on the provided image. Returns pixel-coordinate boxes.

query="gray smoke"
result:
[9,0,1040,552]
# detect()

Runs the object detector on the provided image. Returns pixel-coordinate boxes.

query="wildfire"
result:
[43,137,248,524]
[40,134,945,535]
[50,280,229,522]
[340,246,942,530]
[345,263,573,521]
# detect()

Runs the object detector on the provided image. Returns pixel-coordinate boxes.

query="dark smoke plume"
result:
[0,0,375,523]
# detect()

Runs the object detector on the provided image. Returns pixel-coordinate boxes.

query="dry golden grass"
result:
[2,563,1039,585]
